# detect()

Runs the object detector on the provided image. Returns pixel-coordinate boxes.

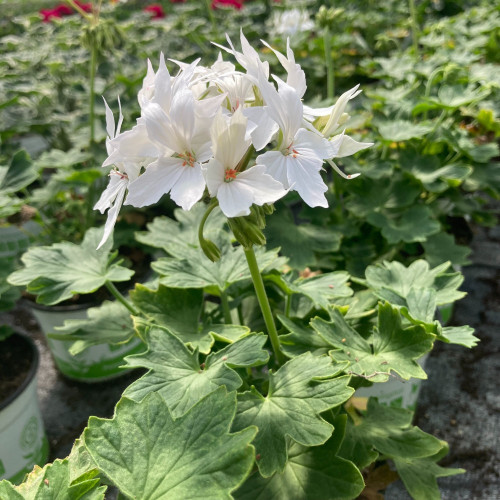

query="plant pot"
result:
[354,354,429,411]
[29,302,144,382]
[0,332,49,483]
[0,221,41,265]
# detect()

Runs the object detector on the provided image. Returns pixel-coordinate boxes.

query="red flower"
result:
[74,0,93,12]
[144,4,166,19]
[211,0,243,9]
[40,4,72,22]
[40,2,92,22]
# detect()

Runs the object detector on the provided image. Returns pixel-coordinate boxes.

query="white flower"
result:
[304,85,373,179]
[203,109,286,217]
[94,99,154,249]
[256,75,333,207]
[269,9,314,39]
[126,86,214,210]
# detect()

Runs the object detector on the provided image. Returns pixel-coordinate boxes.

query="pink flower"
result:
[211,0,243,10]
[74,0,93,12]
[40,4,72,22]
[144,4,166,18]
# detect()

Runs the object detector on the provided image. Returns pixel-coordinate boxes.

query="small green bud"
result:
[316,6,344,31]
[200,237,221,262]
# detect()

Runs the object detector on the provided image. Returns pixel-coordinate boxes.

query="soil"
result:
[0,333,34,404]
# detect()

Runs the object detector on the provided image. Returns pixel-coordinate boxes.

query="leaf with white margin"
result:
[84,388,256,500]
[235,415,364,500]
[123,326,268,417]
[312,303,434,382]
[232,353,353,477]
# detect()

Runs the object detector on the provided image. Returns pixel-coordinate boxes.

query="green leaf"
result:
[8,228,133,305]
[135,204,226,259]
[367,205,440,244]
[423,232,471,268]
[124,326,268,417]
[264,210,342,269]
[363,259,466,307]
[153,242,284,291]
[278,315,332,358]
[0,149,38,194]
[339,399,443,463]
[232,353,354,477]
[376,120,434,142]
[394,443,464,500]
[312,303,433,382]
[49,301,136,355]
[34,148,92,170]
[131,284,249,353]
[235,416,364,500]
[84,388,256,500]
[438,325,479,348]
[400,152,472,192]
[268,271,353,310]
[429,84,490,110]
[0,458,106,500]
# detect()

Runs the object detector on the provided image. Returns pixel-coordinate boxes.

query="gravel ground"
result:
[1,219,499,499]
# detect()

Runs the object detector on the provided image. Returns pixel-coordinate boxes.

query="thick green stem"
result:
[244,246,284,365]
[105,281,139,316]
[220,290,232,324]
[408,0,419,57]
[89,41,97,146]
[323,30,335,100]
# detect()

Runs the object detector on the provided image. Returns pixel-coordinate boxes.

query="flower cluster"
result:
[95,32,372,248]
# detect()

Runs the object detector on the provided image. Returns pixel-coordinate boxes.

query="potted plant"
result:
[7,227,145,382]
[0,327,49,483]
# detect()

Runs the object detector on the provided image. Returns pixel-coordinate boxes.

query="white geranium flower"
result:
[94,99,153,249]
[203,109,286,217]
[304,85,373,179]
[269,8,314,38]
[126,86,214,211]
[256,75,333,207]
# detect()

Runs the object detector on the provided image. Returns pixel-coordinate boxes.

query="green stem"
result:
[204,0,216,29]
[244,246,284,365]
[220,290,232,324]
[408,0,419,57]
[105,281,139,316]
[284,294,291,318]
[323,29,335,100]
[89,41,98,146]
[65,0,92,20]
[198,199,218,245]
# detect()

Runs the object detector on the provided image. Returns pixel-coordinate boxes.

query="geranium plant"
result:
[1,33,477,499]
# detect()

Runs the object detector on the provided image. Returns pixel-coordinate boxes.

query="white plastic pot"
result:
[354,354,429,411]
[30,303,143,382]
[0,333,49,483]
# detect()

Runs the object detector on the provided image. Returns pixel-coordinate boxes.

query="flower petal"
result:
[236,164,287,205]
[257,150,290,188]
[125,157,185,207]
[217,181,255,218]
[169,163,206,211]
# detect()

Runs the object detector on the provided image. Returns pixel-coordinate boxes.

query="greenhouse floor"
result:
[2,219,499,499]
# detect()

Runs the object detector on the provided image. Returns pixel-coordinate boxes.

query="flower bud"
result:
[316,6,344,31]
[200,237,221,262]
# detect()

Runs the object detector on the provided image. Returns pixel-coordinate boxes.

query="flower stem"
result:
[220,289,232,324]
[105,281,139,316]
[323,29,335,100]
[408,0,419,57]
[89,41,97,146]
[198,199,218,245]
[244,246,284,365]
